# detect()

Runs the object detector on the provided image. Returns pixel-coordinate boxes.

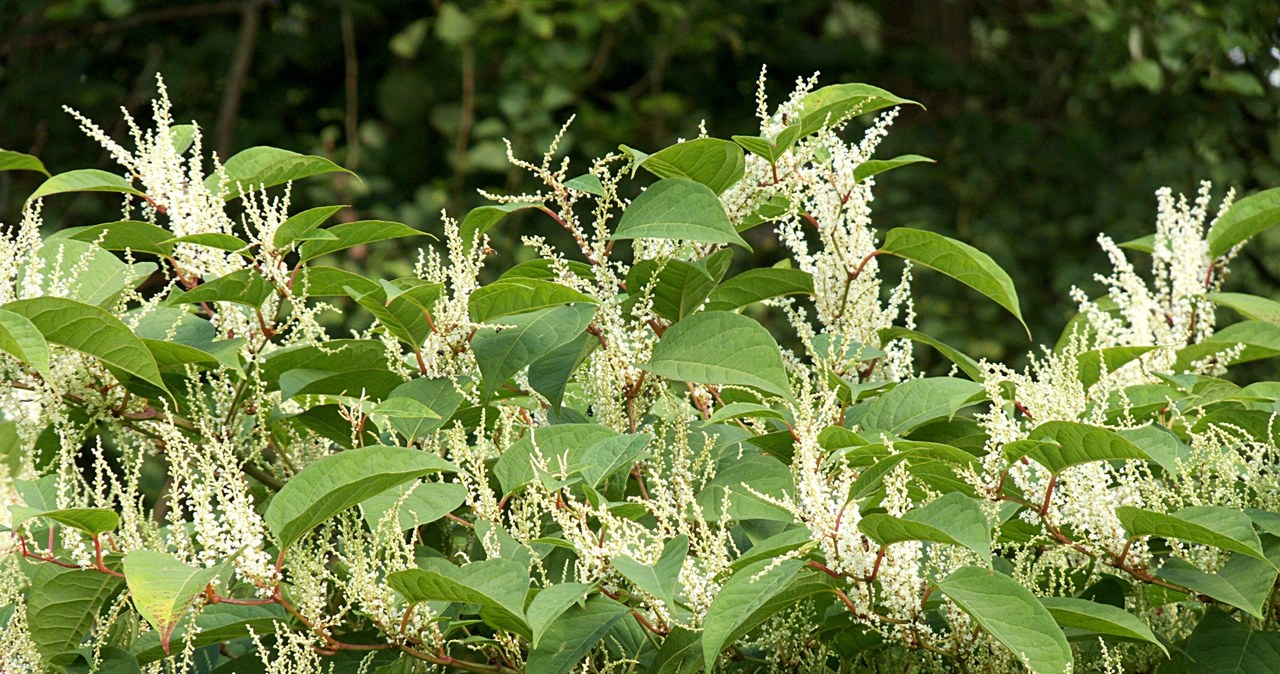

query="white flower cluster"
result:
[1072,181,1236,378]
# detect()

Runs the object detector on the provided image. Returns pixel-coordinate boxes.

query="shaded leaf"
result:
[1180,609,1280,673]
[472,303,597,402]
[527,596,630,674]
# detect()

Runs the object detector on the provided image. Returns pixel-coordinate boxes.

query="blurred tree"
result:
[1,0,1276,364]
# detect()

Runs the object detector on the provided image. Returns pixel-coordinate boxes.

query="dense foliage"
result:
[3,1,1279,364]
[3,72,1280,673]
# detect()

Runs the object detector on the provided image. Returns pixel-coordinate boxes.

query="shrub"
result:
[2,72,1280,673]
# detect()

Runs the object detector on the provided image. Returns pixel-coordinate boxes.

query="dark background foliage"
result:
[2,0,1278,366]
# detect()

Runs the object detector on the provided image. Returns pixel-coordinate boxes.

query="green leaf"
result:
[877,327,984,382]
[26,564,122,665]
[709,401,787,424]
[167,268,272,308]
[858,492,991,559]
[852,154,934,182]
[527,583,595,649]
[0,308,52,378]
[121,551,225,654]
[527,596,630,674]
[67,647,141,674]
[1207,187,1280,258]
[609,178,750,249]
[1076,346,1156,388]
[528,331,598,409]
[935,566,1072,674]
[1175,320,1280,369]
[168,124,197,154]
[293,266,379,297]
[1038,597,1167,654]
[459,201,542,246]
[130,603,285,664]
[468,278,595,323]
[499,258,594,282]
[1116,505,1269,562]
[650,627,703,674]
[62,220,176,258]
[564,174,605,196]
[611,535,688,607]
[1003,421,1153,475]
[133,307,242,373]
[627,259,718,322]
[27,168,143,203]
[643,310,792,399]
[701,559,835,670]
[634,138,745,194]
[698,452,794,521]
[737,193,792,231]
[388,558,530,637]
[272,205,344,250]
[277,367,402,401]
[795,83,922,136]
[704,268,814,312]
[1156,554,1277,619]
[472,303,598,402]
[1119,234,1155,253]
[374,377,463,440]
[0,148,49,175]
[347,281,442,348]
[360,480,466,531]
[731,126,803,164]
[1181,610,1280,673]
[24,238,137,307]
[164,233,249,252]
[263,445,457,549]
[494,424,651,494]
[1207,292,1280,324]
[854,377,984,434]
[208,146,352,200]
[880,228,1029,337]
[4,297,168,394]
[259,339,388,389]
[12,507,119,536]
[298,220,427,262]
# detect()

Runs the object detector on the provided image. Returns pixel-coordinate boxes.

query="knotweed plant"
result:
[2,71,1280,674]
